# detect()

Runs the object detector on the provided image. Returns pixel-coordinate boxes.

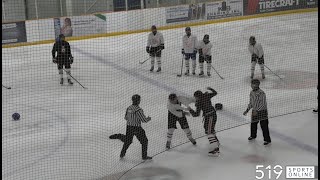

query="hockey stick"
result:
[263,64,282,80]
[2,84,11,89]
[63,69,87,89]
[139,49,162,64]
[211,65,224,79]
[177,55,184,77]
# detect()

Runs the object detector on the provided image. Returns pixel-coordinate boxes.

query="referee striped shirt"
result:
[247,88,267,111]
[124,105,150,127]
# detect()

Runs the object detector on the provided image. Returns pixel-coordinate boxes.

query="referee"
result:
[243,79,271,145]
[120,94,152,160]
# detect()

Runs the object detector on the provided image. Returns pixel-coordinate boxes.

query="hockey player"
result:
[248,36,265,79]
[188,87,220,156]
[146,25,164,72]
[166,94,196,149]
[52,34,74,85]
[182,27,198,76]
[120,94,152,160]
[198,34,213,76]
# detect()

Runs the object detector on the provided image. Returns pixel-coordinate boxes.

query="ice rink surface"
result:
[2,12,318,180]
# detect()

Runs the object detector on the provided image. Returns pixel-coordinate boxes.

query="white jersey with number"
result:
[248,43,264,58]
[147,32,164,47]
[182,34,198,53]
[198,41,213,56]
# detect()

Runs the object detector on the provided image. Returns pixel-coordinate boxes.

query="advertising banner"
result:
[54,14,107,38]
[244,0,318,15]
[2,21,27,44]
[206,0,243,20]
[166,4,206,23]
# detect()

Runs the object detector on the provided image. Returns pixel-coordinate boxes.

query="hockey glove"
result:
[159,44,165,50]
[182,49,185,55]
[198,49,203,55]
[193,49,197,54]
[146,47,150,53]
[52,57,57,64]
[258,57,264,64]
[251,54,258,62]
[69,56,74,64]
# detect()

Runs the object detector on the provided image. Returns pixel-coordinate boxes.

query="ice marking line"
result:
[2,101,70,179]
[73,47,318,180]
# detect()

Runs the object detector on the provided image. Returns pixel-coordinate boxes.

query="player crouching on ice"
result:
[52,34,74,85]
[248,36,265,79]
[198,34,213,77]
[188,87,220,156]
[166,94,196,150]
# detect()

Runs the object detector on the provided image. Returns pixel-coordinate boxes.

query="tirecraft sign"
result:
[244,0,318,15]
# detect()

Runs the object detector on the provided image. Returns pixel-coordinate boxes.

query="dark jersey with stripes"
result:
[190,89,217,117]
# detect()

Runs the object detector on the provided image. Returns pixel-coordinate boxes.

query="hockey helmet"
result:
[215,103,223,110]
[185,27,191,31]
[194,90,203,98]
[249,36,256,45]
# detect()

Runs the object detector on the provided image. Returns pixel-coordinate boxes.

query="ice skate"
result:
[166,141,171,150]
[68,79,73,85]
[313,109,318,113]
[150,66,154,72]
[199,71,204,76]
[208,148,220,156]
[207,72,211,77]
[156,67,161,72]
[189,138,196,145]
[184,70,189,76]
[142,156,152,160]
[60,78,64,85]
[263,141,271,146]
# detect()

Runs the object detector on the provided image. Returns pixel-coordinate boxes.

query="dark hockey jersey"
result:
[52,40,72,61]
[190,89,217,117]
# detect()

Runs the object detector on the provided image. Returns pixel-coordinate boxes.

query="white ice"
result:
[2,12,318,180]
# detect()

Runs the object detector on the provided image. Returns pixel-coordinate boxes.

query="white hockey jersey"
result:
[198,41,213,56]
[248,43,264,58]
[167,96,195,118]
[182,35,198,53]
[147,32,164,47]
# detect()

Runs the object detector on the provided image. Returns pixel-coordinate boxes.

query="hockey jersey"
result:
[167,96,195,118]
[182,35,198,53]
[248,43,264,58]
[198,41,213,56]
[190,89,217,117]
[147,32,164,47]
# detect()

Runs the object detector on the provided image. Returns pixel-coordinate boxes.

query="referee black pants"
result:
[120,125,148,158]
[250,110,271,142]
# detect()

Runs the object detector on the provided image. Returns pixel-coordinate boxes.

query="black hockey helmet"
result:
[194,90,203,98]
[185,27,191,31]
[151,25,157,30]
[215,103,223,110]
[59,34,65,39]
[251,79,260,86]
[203,34,210,43]
[204,34,209,40]
[132,94,141,104]
[249,36,256,45]
[169,93,177,100]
